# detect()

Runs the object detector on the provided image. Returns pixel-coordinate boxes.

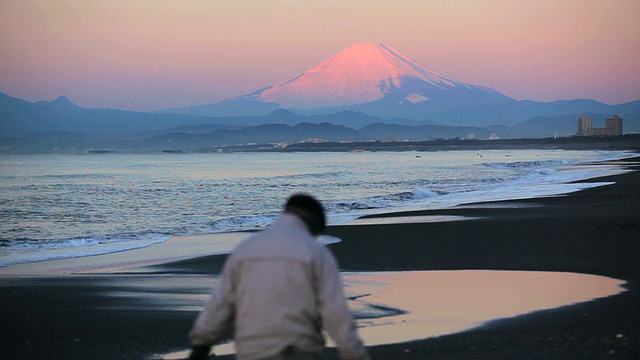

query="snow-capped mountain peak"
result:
[256,42,470,109]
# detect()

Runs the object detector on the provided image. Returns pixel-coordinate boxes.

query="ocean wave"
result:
[208,215,277,233]
[410,188,440,199]
[2,150,635,268]
[381,188,444,202]
[325,188,443,214]
[0,235,169,267]
[34,173,108,180]
[269,171,343,181]
[482,159,567,170]
[9,237,108,250]
[586,150,636,163]
[332,201,379,211]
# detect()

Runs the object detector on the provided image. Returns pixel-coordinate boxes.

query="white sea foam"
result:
[208,215,277,233]
[0,236,169,268]
[411,188,440,199]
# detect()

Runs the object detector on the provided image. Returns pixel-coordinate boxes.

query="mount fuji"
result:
[255,42,512,109]
[2,43,638,142]
[165,42,515,123]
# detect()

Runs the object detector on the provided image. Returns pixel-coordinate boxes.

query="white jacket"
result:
[190,213,369,360]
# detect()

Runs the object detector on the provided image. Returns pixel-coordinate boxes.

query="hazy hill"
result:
[0,93,222,136]
[2,91,638,154]
[139,122,364,149]
[2,115,638,154]
[426,99,640,127]
[359,123,495,140]
[0,93,423,137]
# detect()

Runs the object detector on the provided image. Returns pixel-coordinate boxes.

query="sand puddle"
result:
[159,270,624,359]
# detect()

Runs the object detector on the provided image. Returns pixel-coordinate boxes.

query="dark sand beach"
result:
[1,157,639,359]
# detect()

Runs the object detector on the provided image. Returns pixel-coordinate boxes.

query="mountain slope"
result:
[256,42,505,108]
[159,42,638,127]
[0,92,423,137]
[163,42,514,119]
[139,122,364,149]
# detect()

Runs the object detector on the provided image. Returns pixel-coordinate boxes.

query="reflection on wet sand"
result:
[161,270,624,359]
[343,215,481,226]
[343,270,625,346]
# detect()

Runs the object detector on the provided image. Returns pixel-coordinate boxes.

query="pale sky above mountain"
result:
[1,0,639,111]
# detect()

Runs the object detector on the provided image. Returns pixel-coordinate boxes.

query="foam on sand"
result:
[0,232,248,276]
[0,232,341,276]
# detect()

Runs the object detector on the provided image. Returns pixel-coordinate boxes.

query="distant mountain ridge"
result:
[35,96,81,110]
[4,119,639,154]
[1,42,639,143]
[0,93,218,137]
[160,42,640,127]
[1,92,638,144]
[0,93,423,137]
[139,122,364,149]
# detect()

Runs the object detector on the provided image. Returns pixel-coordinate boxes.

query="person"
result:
[188,194,369,360]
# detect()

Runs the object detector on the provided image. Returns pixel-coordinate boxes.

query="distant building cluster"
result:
[299,137,327,144]
[576,115,623,136]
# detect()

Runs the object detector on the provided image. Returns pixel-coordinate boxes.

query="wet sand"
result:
[1,157,639,359]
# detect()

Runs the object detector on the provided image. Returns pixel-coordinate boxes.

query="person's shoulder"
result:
[311,240,337,262]
[227,231,262,256]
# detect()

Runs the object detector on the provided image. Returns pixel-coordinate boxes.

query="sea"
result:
[0,149,635,268]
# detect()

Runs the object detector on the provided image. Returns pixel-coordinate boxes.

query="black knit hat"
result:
[284,193,326,235]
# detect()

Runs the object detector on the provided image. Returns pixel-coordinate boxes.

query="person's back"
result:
[230,213,331,358]
[189,194,369,360]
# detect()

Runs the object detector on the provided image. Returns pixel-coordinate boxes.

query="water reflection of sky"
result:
[161,269,625,358]
[341,270,625,347]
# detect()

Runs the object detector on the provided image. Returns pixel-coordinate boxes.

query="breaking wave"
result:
[482,159,568,170]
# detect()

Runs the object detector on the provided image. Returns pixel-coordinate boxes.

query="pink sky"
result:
[1,0,639,111]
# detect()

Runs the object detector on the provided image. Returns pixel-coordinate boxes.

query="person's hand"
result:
[188,345,212,360]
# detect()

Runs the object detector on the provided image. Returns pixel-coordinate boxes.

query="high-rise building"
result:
[576,115,623,136]
[605,115,623,136]
[576,116,592,136]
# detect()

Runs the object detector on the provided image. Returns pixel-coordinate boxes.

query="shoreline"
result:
[1,156,639,359]
[4,148,634,272]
